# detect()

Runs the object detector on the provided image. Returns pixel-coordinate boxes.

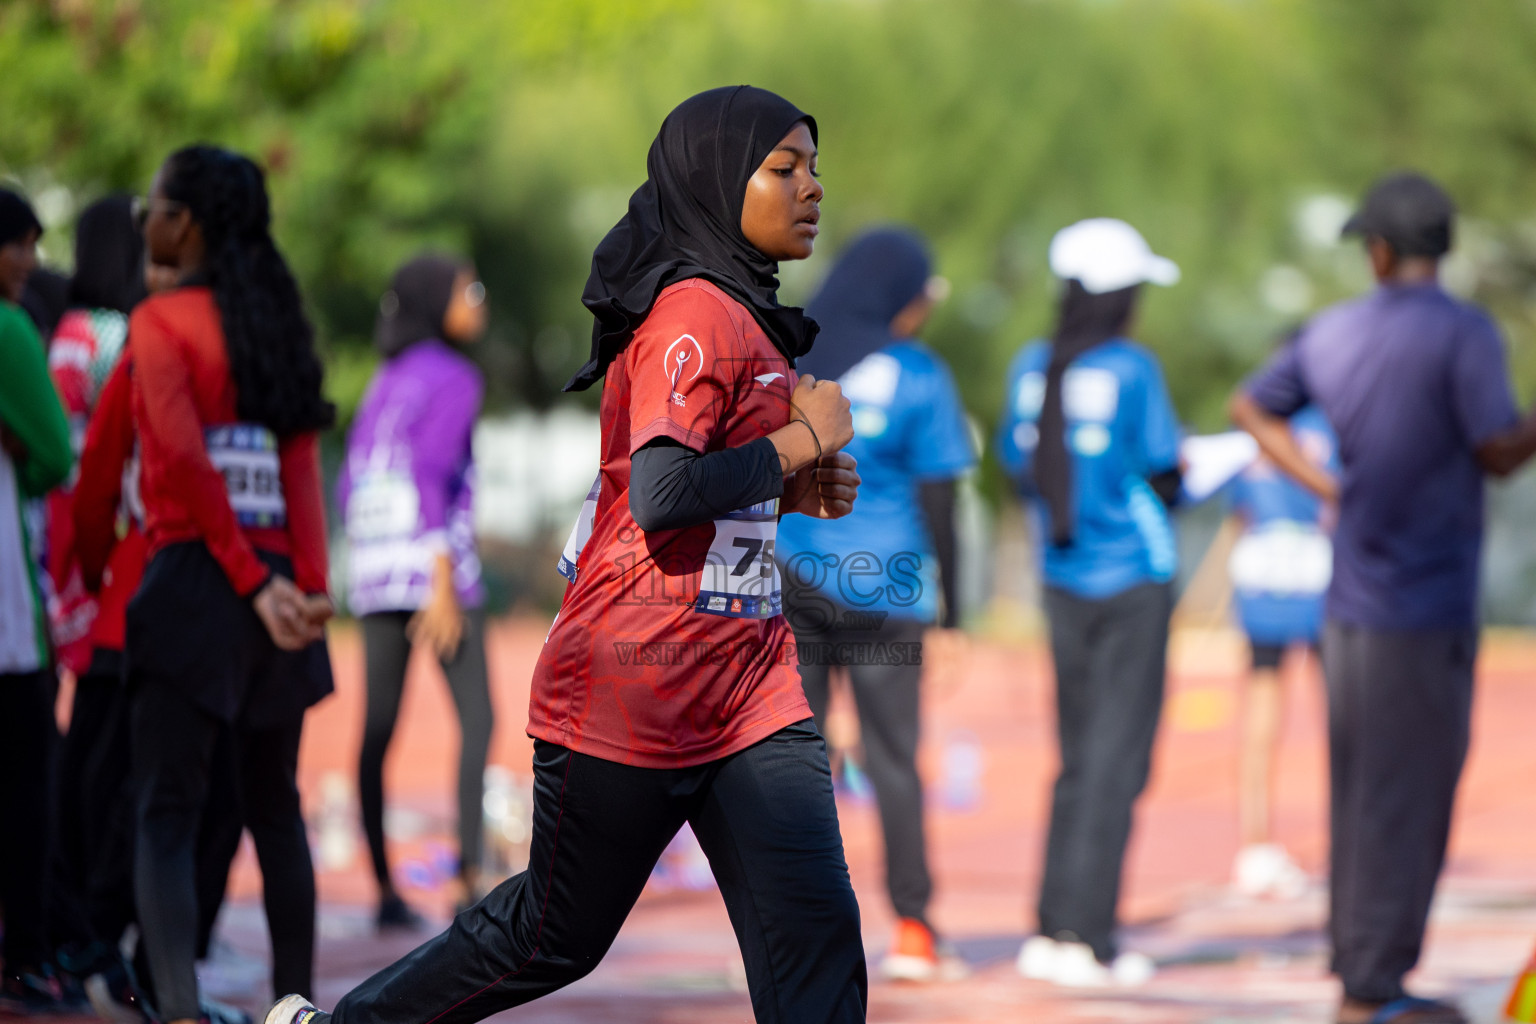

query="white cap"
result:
[1048,218,1181,294]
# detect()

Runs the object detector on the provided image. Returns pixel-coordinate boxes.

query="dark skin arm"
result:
[1233,379,1536,483]
[1476,413,1536,477]
[1228,392,1339,501]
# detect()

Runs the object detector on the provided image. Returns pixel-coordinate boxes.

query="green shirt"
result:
[0,299,71,672]
[0,300,72,496]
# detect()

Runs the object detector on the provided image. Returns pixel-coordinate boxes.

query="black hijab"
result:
[0,190,42,249]
[1035,279,1139,547]
[797,226,931,383]
[69,194,145,314]
[21,269,69,340]
[566,85,819,392]
[375,253,465,358]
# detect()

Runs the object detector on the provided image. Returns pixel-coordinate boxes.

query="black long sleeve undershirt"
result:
[917,478,961,629]
[628,436,784,533]
[1148,467,1183,508]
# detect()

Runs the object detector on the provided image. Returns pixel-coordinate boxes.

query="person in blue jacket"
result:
[779,226,974,983]
[1226,396,1336,899]
[996,218,1182,988]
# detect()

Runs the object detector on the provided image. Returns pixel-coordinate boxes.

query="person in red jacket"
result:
[128,144,334,1024]
[42,193,146,971]
[267,85,866,1024]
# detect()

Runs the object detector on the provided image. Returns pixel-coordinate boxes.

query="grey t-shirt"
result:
[1245,283,1518,630]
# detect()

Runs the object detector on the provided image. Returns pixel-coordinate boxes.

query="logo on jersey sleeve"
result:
[664,334,705,406]
[754,372,785,387]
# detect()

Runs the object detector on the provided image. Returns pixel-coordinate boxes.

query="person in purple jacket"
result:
[340,254,490,929]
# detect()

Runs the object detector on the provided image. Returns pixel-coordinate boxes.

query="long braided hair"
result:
[160,145,335,435]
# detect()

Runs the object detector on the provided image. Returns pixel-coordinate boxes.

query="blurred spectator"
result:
[338,253,492,927]
[1231,171,1536,1024]
[43,193,145,972]
[996,218,1181,988]
[21,268,69,346]
[126,145,334,1024]
[1226,375,1336,900]
[0,188,74,1012]
[779,226,974,983]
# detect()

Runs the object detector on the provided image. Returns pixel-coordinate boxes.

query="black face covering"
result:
[797,226,931,383]
[69,194,145,314]
[374,253,465,358]
[1034,279,1139,547]
[566,85,819,392]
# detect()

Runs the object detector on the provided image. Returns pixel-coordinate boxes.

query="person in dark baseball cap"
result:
[1232,164,1536,1024]
[1341,171,1455,257]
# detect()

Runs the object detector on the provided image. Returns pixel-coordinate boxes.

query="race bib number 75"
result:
[694,498,780,619]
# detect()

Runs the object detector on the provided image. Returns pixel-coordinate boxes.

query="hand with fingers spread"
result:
[784,451,860,520]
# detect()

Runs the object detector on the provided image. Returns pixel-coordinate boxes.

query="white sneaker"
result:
[1233,843,1307,899]
[1110,950,1155,986]
[1016,935,1060,980]
[1052,942,1112,987]
[1017,936,1155,987]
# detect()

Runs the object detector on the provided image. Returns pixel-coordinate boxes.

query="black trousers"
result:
[332,721,867,1024]
[0,668,56,971]
[131,679,314,1020]
[1323,621,1475,1003]
[359,610,493,890]
[792,615,931,924]
[1038,582,1171,962]
[58,668,244,966]
[82,670,139,948]
[50,655,127,952]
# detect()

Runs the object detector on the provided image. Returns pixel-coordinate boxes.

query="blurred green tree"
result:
[5,0,1535,450]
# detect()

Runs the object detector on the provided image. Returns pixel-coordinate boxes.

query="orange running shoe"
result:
[879,918,969,983]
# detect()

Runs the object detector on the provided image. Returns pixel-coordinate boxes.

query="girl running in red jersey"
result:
[128,145,335,1024]
[267,84,866,1024]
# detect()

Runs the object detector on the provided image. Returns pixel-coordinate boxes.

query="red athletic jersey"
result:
[128,287,327,597]
[46,308,128,673]
[527,279,811,767]
[73,356,147,655]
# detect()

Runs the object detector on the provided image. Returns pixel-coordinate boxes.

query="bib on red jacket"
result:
[529,279,810,768]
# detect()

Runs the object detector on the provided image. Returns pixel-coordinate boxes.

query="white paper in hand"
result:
[1180,432,1260,503]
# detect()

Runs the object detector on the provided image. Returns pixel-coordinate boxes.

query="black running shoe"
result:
[375,894,426,932]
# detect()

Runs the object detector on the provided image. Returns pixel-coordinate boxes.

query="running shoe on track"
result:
[880,918,969,982]
[376,893,427,933]
[263,994,329,1024]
